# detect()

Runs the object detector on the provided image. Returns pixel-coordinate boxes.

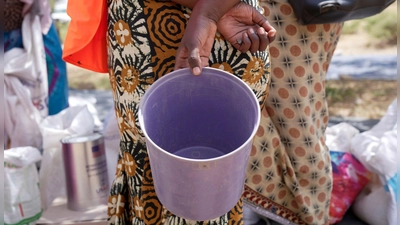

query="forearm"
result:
[171,0,240,22]
[170,0,197,9]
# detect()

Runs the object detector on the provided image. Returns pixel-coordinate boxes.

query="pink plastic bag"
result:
[329,151,372,224]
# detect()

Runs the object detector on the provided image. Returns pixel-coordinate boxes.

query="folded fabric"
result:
[329,151,372,224]
[62,0,108,73]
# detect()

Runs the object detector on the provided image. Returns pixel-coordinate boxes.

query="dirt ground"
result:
[325,79,397,119]
[66,28,397,120]
[326,29,397,119]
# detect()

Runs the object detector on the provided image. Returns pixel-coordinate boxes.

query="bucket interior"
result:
[140,68,259,160]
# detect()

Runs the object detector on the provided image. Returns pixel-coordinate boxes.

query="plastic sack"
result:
[4,146,43,225]
[4,12,49,118]
[39,105,95,211]
[352,174,391,225]
[4,12,49,150]
[4,75,43,150]
[350,98,397,225]
[325,122,360,153]
[68,95,103,131]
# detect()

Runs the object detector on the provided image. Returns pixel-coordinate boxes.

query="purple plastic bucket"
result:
[138,67,260,221]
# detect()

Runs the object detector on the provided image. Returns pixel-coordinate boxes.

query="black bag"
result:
[288,0,396,25]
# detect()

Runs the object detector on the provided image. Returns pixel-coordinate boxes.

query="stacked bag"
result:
[326,99,397,225]
[350,99,397,225]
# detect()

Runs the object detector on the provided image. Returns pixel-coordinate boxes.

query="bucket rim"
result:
[138,67,261,162]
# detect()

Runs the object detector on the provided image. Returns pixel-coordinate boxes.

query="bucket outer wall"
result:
[139,68,260,221]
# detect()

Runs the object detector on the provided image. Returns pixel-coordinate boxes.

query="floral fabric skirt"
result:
[106,0,270,224]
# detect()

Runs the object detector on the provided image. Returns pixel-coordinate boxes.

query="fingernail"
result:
[249,28,255,34]
[269,30,276,37]
[193,67,201,76]
[258,27,265,34]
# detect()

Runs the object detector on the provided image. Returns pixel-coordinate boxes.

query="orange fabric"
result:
[62,0,108,73]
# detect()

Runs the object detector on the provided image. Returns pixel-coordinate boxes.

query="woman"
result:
[243,1,343,224]
[63,0,275,224]
[107,1,274,223]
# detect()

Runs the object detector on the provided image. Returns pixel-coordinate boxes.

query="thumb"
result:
[188,47,202,75]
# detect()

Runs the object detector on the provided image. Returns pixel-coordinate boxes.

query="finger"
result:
[251,7,275,34]
[231,39,241,50]
[261,20,277,43]
[188,47,202,75]
[252,9,277,44]
[268,29,277,43]
[174,46,189,70]
[257,27,270,51]
[260,20,275,32]
[247,28,260,53]
[239,32,252,53]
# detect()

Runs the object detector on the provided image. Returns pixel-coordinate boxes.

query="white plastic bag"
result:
[69,95,103,130]
[4,12,49,118]
[4,76,43,149]
[39,105,95,211]
[352,174,391,225]
[4,147,43,225]
[4,12,49,150]
[325,122,360,152]
[350,99,397,225]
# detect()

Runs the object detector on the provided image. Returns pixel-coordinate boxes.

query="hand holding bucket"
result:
[138,67,260,221]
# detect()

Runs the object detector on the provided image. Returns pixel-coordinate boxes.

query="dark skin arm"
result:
[172,0,276,75]
[173,0,276,53]
[171,0,237,16]
[169,0,198,9]
[173,0,240,75]
[217,2,276,53]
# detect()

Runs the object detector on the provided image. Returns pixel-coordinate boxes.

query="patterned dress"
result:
[243,1,343,225]
[106,0,269,224]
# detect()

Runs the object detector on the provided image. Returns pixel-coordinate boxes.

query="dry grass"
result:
[67,64,110,90]
[326,80,397,119]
